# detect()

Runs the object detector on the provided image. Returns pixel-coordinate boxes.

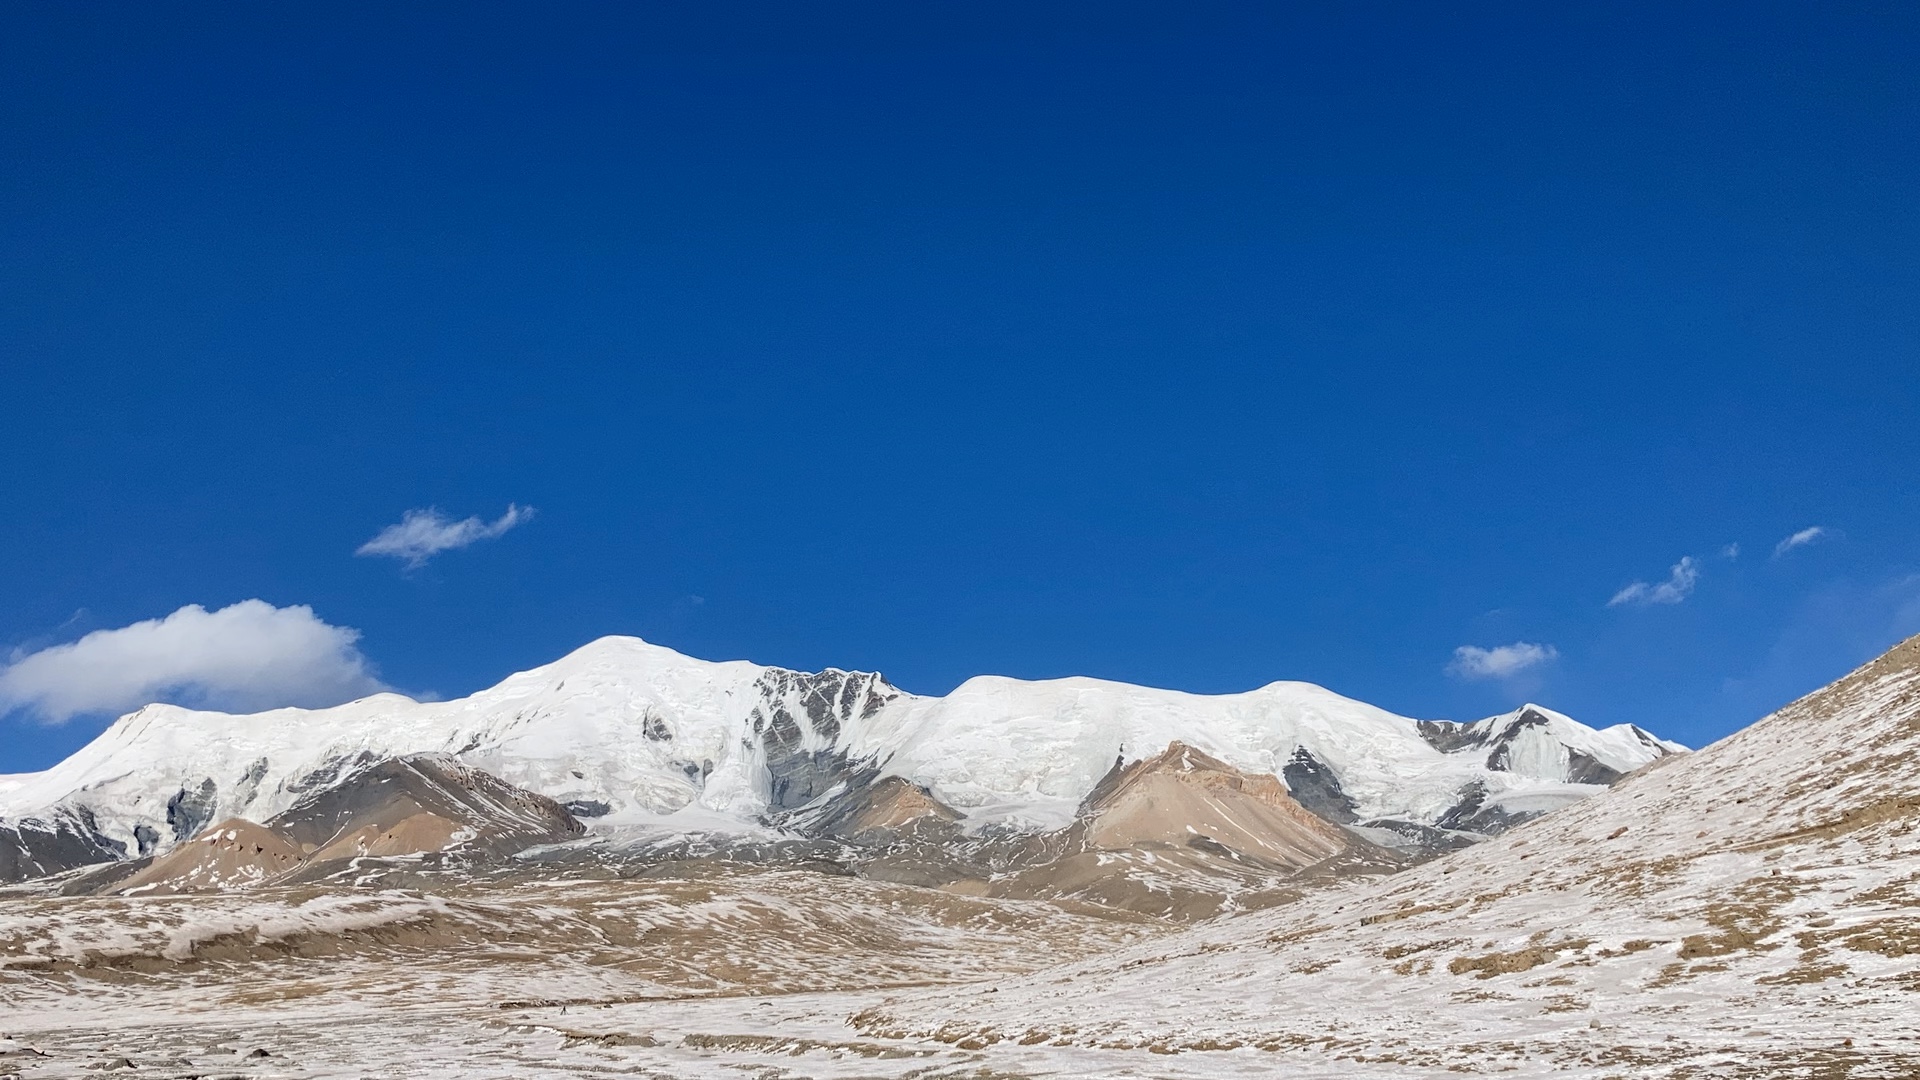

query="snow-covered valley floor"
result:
[0,829,1913,1080]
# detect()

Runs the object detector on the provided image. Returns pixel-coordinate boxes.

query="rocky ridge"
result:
[86,755,584,896]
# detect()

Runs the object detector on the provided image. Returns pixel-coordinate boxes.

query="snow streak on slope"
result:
[0,636,1680,866]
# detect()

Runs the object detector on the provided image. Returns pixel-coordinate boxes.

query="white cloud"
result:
[1608,556,1700,608]
[1447,642,1560,680]
[356,504,534,569]
[1773,525,1829,558]
[0,601,389,724]
[1721,542,1741,560]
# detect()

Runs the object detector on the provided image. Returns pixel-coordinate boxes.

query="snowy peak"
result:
[1416,703,1683,785]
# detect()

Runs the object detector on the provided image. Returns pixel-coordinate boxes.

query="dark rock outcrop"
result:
[748,669,904,813]
[0,807,124,883]
[166,778,219,842]
[778,773,963,845]
[1434,779,1539,835]
[1282,747,1360,824]
[1414,719,1484,754]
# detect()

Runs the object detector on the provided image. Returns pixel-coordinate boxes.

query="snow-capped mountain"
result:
[0,636,1683,879]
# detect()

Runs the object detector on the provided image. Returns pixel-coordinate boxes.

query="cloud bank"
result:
[1773,526,1829,558]
[1608,556,1700,608]
[1447,641,1559,680]
[356,504,534,569]
[0,601,389,724]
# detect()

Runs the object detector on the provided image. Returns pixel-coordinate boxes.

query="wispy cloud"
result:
[1721,542,1741,560]
[356,504,534,569]
[0,601,390,724]
[1773,525,1829,559]
[1447,641,1559,680]
[1608,556,1700,608]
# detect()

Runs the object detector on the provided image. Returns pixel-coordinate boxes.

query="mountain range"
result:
[0,636,1681,906]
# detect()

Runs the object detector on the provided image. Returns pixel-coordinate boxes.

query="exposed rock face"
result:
[751,668,902,747]
[750,669,904,813]
[781,774,963,845]
[0,809,123,883]
[1079,742,1355,867]
[1565,748,1626,785]
[1412,718,1485,753]
[971,743,1395,918]
[848,777,961,837]
[165,778,219,842]
[76,756,585,895]
[1280,747,1360,824]
[1432,779,1528,834]
[266,754,584,863]
[113,819,302,895]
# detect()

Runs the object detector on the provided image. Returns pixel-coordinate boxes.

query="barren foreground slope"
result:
[0,639,1915,1077]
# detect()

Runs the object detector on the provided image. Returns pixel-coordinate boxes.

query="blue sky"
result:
[3,3,1916,772]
